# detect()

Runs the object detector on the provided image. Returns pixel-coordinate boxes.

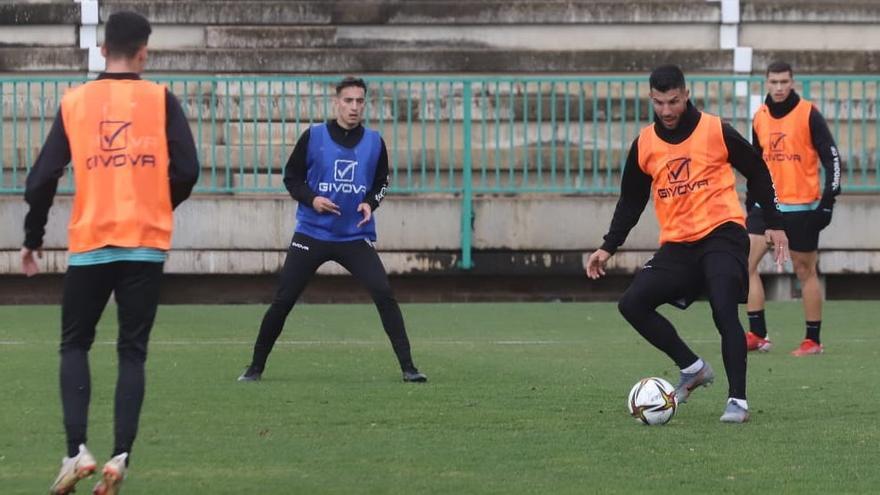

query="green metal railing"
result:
[3,75,880,266]
[5,75,880,195]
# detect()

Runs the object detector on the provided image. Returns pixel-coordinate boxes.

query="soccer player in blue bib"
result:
[238,77,426,383]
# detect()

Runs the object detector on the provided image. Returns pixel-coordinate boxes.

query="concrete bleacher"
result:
[3,1,880,73]
[2,0,880,302]
[4,77,877,191]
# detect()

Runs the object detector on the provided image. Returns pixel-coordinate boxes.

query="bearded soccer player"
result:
[238,77,426,384]
[745,61,841,356]
[586,65,789,423]
[22,12,199,494]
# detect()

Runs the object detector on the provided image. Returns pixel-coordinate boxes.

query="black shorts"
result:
[642,222,749,309]
[746,207,820,252]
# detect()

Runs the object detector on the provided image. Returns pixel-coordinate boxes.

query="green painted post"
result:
[460,82,474,269]
[0,81,4,189]
[25,82,32,172]
[875,81,879,190]
[11,81,18,189]
[210,80,218,192]
[224,80,233,191]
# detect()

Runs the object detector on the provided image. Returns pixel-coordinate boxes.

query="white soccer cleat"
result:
[92,453,127,495]
[402,368,428,383]
[720,399,750,424]
[49,444,97,495]
[674,361,715,404]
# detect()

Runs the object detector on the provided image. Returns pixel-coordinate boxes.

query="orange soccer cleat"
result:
[791,339,824,356]
[745,332,773,352]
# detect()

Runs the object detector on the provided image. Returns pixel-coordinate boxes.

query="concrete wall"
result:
[2,194,878,278]
[2,1,879,303]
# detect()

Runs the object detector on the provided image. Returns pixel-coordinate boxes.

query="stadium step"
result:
[4,1,880,72]
[98,1,721,25]
[0,48,86,72]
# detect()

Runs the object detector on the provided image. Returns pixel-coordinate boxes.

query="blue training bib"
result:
[295,124,381,241]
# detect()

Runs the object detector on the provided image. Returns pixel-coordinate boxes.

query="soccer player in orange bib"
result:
[22,12,199,494]
[586,65,789,423]
[745,61,841,356]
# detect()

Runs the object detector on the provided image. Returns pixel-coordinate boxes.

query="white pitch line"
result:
[145,339,576,346]
[0,339,585,346]
[2,338,878,347]
[495,340,568,345]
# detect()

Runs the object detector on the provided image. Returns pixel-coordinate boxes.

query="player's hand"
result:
[312,196,341,215]
[21,247,42,277]
[764,229,789,272]
[356,203,372,228]
[586,248,612,280]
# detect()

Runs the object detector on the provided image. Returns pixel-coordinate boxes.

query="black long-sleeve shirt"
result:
[283,120,389,211]
[750,90,841,209]
[600,101,783,254]
[23,72,200,249]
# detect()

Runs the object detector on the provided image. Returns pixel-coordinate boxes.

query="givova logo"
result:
[657,156,709,199]
[769,132,786,152]
[318,159,366,194]
[87,120,157,170]
[100,121,131,151]
[764,132,802,163]
[333,159,357,182]
[665,157,691,184]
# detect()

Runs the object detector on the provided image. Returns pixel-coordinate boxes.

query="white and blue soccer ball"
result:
[627,377,677,425]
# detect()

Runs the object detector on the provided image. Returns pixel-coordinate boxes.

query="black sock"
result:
[60,348,90,459]
[806,321,821,344]
[747,310,767,338]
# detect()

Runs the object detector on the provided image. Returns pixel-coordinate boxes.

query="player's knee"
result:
[719,327,747,349]
[747,261,761,276]
[60,333,95,352]
[270,293,297,311]
[711,308,740,334]
[117,340,148,363]
[370,287,397,307]
[793,261,817,281]
[59,343,91,359]
[617,291,644,321]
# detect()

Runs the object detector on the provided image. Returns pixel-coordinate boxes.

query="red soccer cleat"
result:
[791,339,824,356]
[745,332,773,352]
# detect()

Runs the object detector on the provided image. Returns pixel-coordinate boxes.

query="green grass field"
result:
[1,301,878,494]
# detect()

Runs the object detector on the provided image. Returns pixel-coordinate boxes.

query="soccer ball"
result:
[627,377,677,425]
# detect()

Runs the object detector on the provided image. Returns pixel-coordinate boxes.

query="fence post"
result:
[460,82,474,269]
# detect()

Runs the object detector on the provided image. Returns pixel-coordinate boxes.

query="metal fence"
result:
[2,75,880,195]
[3,75,879,268]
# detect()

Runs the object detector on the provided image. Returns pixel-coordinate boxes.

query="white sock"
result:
[681,358,704,374]
[728,398,749,410]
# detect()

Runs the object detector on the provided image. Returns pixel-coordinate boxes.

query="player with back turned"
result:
[21,11,200,494]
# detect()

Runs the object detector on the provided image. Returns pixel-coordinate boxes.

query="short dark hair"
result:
[649,65,687,92]
[104,11,152,59]
[766,61,793,77]
[336,77,367,95]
